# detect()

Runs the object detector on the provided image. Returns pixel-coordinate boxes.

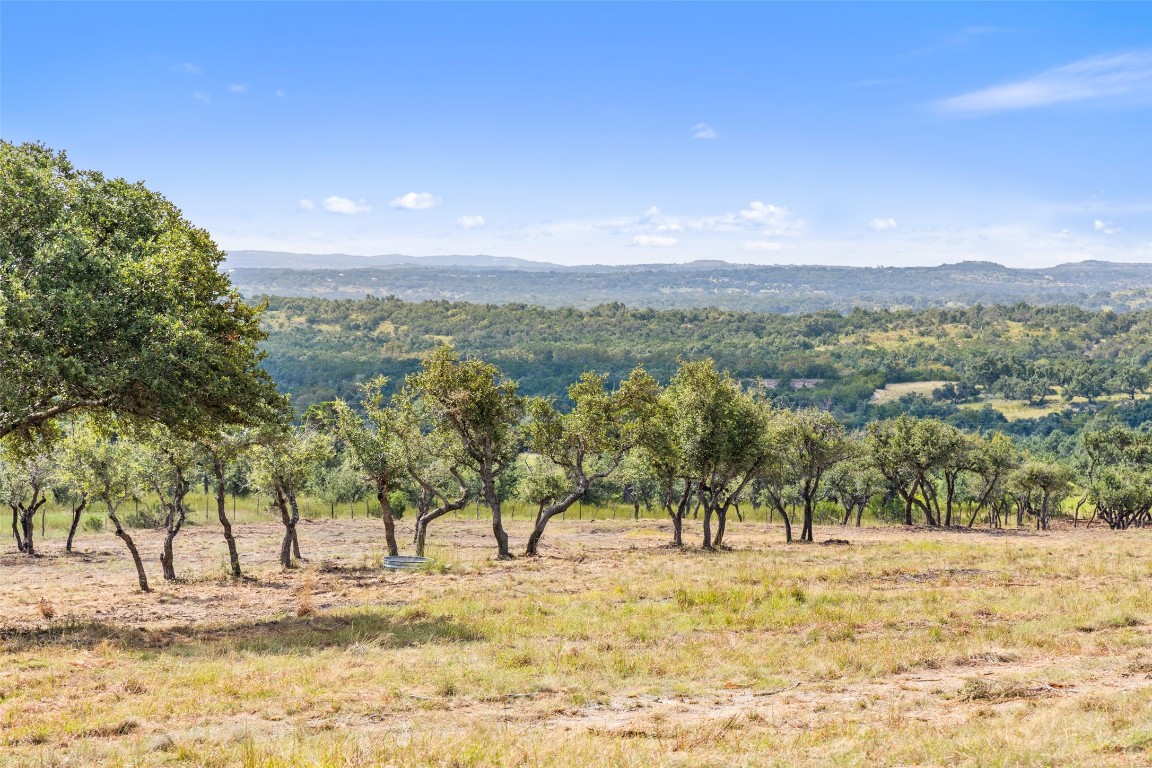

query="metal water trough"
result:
[382,555,435,570]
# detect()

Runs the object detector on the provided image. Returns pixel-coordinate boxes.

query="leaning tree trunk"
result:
[415,489,470,557]
[108,504,150,592]
[213,461,242,578]
[66,496,87,553]
[525,488,585,556]
[775,503,793,543]
[376,477,399,557]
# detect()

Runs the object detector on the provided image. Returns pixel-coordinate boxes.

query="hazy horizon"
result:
[223,249,1149,272]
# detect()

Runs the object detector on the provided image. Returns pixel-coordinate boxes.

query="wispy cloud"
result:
[633,235,677,247]
[693,122,717,139]
[389,192,440,210]
[869,218,898,232]
[227,83,247,94]
[192,91,211,104]
[912,26,1004,57]
[298,199,315,211]
[457,215,486,229]
[274,89,286,98]
[323,196,371,215]
[735,202,804,237]
[178,62,202,75]
[934,51,1152,115]
[1094,219,1121,235]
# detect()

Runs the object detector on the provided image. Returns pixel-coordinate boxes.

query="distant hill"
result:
[225,254,1152,313]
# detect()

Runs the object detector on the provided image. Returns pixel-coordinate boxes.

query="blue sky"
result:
[2,2,1150,267]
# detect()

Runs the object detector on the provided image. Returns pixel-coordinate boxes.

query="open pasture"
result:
[5,518,1152,767]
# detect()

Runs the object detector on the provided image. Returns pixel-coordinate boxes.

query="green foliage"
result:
[0,141,283,442]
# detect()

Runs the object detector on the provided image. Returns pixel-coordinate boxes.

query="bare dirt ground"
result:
[5,518,1152,766]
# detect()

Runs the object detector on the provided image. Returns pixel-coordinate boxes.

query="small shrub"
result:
[123,505,164,529]
[81,515,105,533]
[387,490,408,520]
[296,568,316,617]
[958,677,1051,702]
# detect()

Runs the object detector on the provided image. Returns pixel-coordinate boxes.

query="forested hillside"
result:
[260,296,1152,457]
[231,258,1152,313]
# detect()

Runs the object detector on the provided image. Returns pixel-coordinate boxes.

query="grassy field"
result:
[4,516,1152,767]
[869,381,948,404]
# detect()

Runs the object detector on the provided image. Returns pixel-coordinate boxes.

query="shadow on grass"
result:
[1,608,481,656]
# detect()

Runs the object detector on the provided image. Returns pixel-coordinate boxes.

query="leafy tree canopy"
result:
[0,142,284,442]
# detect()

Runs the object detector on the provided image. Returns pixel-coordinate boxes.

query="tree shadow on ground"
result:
[1,608,481,656]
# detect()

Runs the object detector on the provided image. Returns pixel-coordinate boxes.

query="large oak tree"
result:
[0,142,279,441]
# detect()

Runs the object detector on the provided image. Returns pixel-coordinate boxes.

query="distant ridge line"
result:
[224,250,1152,273]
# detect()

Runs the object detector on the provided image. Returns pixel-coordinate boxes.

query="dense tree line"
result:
[259,296,1152,458]
[7,347,1152,592]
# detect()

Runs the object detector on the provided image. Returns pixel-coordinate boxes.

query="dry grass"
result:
[869,380,948,404]
[4,517,1152,766]
[295,567,316,618]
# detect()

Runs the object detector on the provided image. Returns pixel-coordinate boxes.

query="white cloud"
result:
[457,215,486,229]
[632,235,678,247]
[693,122,717,139]
[192,91,211,104]
[868,218,898,232]
[178,62,202,75]
[934,51,1152,115]
[298,198,315,211]
[742,240,784,252]
[639,206,681,232]
[736,202,804,236]
[739,201,786,223]
[228,83,247,94]
[1094,219,1121,235]
[389,192,440,210]
[323,196,371,215]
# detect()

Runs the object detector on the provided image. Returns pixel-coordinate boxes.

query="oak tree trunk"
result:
[214,462,242,578]
[109,504,150,592]
[288,489,302,560]
[525,487,586,556]
[160,471,189,581]
[11,505,23,552]
[66,496,86,553]
[715,506,729,547]
[483,471,511,559]
[275,485,296,568]
[376,478,398,557]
